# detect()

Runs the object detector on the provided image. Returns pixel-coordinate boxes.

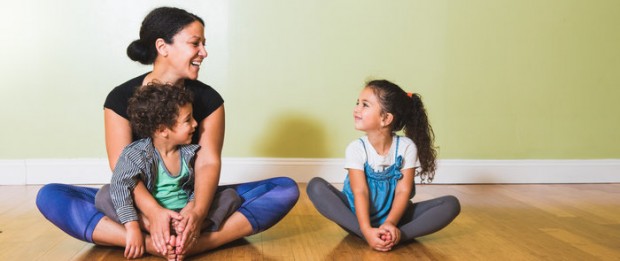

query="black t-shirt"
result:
[104,72,224,143]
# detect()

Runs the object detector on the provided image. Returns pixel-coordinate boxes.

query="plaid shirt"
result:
[110,137,200,224]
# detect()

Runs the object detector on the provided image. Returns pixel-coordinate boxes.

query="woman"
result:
[36,6,299,260]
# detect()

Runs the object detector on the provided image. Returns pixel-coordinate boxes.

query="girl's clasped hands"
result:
[363,222,401,251]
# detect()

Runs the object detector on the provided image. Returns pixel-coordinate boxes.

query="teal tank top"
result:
[152,153,190,210]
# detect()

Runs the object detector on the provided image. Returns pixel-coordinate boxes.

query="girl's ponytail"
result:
[366,80,437,183]
[404,93,437,183]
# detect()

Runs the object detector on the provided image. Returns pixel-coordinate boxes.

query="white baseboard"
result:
[0,158,619,185]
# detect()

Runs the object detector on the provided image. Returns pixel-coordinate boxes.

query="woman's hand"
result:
[175,202,203,254]
[171,106,224,254]
[147,207,183,255]
[361,226,394,252]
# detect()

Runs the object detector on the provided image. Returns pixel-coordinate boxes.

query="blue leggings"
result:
[36,177,299,243]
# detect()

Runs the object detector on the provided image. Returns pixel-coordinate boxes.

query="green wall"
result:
[1,0,618,159]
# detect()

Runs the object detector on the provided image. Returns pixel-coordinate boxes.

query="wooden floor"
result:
[1,183,619,261]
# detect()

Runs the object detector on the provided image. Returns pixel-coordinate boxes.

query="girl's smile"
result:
[353,87,384,132]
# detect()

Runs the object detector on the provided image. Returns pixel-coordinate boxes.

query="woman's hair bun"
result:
[126,39,154,64]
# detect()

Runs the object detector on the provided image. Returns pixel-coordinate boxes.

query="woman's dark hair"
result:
[366,79,437,183]
[127,7,204,64]
[127,83,194,138]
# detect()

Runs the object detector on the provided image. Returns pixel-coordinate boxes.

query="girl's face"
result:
[163,21,207,82]
[353,87,384,132]
[168,104,198,145]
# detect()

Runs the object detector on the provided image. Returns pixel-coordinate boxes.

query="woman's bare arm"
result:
[176,105,225,253]
[104,109,132,170]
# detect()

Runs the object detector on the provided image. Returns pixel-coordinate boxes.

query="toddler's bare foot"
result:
[144,235,167,259]
[175,240,186,261]
[166,235,177,261]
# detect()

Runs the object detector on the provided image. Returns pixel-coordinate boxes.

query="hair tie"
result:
[406,92,414,98]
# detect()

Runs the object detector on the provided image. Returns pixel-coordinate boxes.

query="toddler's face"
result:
[169,103,197,145]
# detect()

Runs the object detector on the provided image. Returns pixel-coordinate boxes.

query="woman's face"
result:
[163,21,207,81]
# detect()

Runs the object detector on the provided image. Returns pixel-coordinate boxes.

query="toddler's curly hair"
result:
[127,83,193,138]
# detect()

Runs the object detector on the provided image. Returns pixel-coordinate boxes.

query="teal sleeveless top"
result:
[152,152,190,210]
[343,136,403,227]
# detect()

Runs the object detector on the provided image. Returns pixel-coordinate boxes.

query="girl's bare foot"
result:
[380,231,392,242]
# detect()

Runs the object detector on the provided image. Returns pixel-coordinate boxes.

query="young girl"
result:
[95,83,241,260]
[307,79,460,251]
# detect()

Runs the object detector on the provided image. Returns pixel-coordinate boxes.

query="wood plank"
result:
[1,184,619,260]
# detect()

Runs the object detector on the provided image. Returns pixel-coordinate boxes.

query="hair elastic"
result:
[407,92,414,98]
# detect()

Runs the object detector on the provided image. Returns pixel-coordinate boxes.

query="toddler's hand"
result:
[124,223,145,259]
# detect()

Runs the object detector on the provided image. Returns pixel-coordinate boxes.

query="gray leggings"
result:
[306,177,460,241]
